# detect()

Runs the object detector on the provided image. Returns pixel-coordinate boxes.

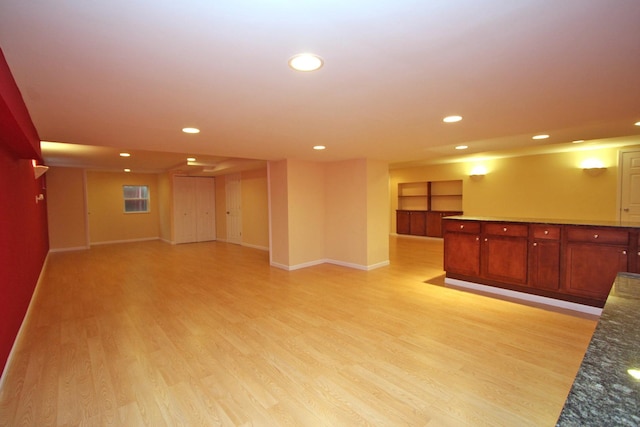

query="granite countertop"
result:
[443,215,640,229]
[556,272,640,426]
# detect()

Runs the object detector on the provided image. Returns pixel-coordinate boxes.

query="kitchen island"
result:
[442,216,640,312]
[556,272,640,425]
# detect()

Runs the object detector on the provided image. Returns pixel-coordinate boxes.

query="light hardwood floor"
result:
[0,236,597,426]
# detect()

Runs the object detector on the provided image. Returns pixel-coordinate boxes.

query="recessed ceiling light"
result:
[119,152,130,157]
[182,127,200,134]
[313,145,326,150]
[187,157,196,162]
[635,121,640,127]
[124,168,131,172]
[572,140,585,144]
[532,134,550,140]
[455,145,468,150]
[289,53,324,72]
[443,115,463,123]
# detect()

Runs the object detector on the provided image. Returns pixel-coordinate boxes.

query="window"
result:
[123,185,149,213]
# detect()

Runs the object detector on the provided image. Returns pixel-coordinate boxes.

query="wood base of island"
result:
[443,217,640,310]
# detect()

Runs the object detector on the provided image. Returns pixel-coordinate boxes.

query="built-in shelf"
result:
[397,180,463,237]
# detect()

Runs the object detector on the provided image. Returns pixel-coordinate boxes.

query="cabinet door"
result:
[397,211,410,235]
[528,225,561,290]
[409,211,427,236]
[426,212,442,237]
[529,240,560,290]
[173,176,197,244]
[444,232,480,276]
[195,178,216,242]
[482,236,528,285]
[563,243,628,299]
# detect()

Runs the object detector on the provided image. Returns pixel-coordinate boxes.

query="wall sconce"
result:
[469,165,487,181]
[581,158,606,176]
[32,160,49,179]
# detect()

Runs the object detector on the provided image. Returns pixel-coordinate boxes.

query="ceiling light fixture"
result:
[119,152,130,157]
[532,134,550,140]
[443,115,463,123]
[635,121,640,127]
[313,145,326,150]
[187,157,196,162]
[455,145,468,150]
[572,140,585,144]
[124,168,131,172]
[289,53,324,72]
[182,127,200,134]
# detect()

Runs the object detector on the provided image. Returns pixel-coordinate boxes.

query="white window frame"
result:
[123,185,150,213]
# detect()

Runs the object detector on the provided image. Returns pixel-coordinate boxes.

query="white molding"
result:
[0,253,49,390]
[326,259,390,271]
[90,237,160,246]
[48,245,90,253]
[241,242,269,251]
[445,277,603,316]
[271,258,390,271]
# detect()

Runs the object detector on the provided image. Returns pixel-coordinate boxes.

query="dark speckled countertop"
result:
[444,215,640,229]
[556,272,640,426]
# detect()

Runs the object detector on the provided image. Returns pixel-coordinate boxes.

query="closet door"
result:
[195,178,216,242]
[173,176,197,244]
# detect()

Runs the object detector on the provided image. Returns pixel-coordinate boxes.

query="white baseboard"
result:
[445,277,603,316]
[241,242,269,251]
[0,253,49,390]
[48,245,90,253]
[271,258,391,271]
[90,237,160,246]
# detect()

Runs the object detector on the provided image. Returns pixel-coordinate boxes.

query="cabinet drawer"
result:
[444,220,480,234]
[566,227,629,245]
[483,223,528,238]
[531,225,561,240]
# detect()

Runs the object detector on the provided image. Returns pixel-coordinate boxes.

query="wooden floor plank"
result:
[0,237,597,426]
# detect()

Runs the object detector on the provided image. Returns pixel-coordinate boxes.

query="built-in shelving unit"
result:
[397,180,463,237]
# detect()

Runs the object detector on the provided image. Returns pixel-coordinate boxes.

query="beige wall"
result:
[46,167,88,250]
[366,160,391,266]
[269,158,390,270]
[240,168,269,249]
[325,160,368,266]
[86,171,160,244]
[287,159,326,266]
[268,160,289,266]
[390,146,624,233]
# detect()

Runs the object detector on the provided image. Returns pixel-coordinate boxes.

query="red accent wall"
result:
[0,48,48,376]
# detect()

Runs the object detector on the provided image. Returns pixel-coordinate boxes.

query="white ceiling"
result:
[1,0,639,173]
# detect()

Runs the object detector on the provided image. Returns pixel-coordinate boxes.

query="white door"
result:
[196,178,216,242]
[620,150,640,222]
[173,176,197,244]
[225,173,242,244]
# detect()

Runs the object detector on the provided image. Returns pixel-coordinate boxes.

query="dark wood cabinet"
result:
[443,218,640,307]
[443,220,481,276]
[426,211,463,237]
[562,227,629,300]
[528,225,561,290]
[396,210,427,236]
[481,223,529,285]
[396,210,411,235]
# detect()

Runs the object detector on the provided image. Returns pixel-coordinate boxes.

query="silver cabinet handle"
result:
[460,225,464,229]
[544,230,549,235]
[503,227,507,232]
[623,250,627,255]
[533,242,538,246]
[594,234,599,239]
[484,238,488,242]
